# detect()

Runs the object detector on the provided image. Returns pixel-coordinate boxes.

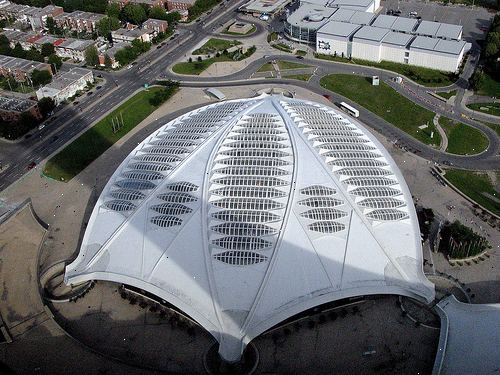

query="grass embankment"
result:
[192,38,241,55]
[257,62,274,72]
[444,170,500,216]
[477,73,500,97]
[44,86,177,181]
[439,117,489,155]
[436,90,457,100]
[320,74,439,146]
[314,53,457,87]
[466,102,500,117]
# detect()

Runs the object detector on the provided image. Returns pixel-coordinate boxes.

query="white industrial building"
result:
[328,8,375,24]
[65,94,434,363]
[415,20,463,40]
[371,14,417,33]
[351,25,388,61]
[408,36,467,72]
[316,20,361,57]
[381,31,414,64]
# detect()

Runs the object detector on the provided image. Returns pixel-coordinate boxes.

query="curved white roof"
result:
[65,94,434,362]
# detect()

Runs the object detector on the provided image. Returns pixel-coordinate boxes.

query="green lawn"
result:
[314,53,457,87]
[43,86,176,181]
[477,72,500,97]
[277,60,311,70]
[439,117,489,155]
[466,102,500,117]
[295,50,307,56]
[192,38,241,55]
[257,62,274,72]
[320,74,439,146]
[445,170,500,216]
[436,90,457,100]
[283,74,312,81]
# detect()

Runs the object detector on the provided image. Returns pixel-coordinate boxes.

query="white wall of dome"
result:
[65,94,434,363]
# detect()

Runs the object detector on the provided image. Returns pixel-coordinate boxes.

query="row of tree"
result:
[188,0,222,21]
[10,0,107,13]
[438,220,490,259]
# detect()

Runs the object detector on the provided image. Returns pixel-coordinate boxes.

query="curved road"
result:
[0,3,498,192]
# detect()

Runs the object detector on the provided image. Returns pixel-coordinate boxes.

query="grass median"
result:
[43,86,177,182]
[444,170,500,216]
[439,117,489,155]
[320,74,439,146]
[466,102,500,117]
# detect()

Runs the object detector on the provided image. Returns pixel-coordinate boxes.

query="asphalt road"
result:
[0,1,498,192]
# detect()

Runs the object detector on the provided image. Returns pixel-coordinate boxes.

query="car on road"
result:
[157,45,162,49]
[73,101,79,105]
[87,91,93,96]
[27,161,36,170]
[38,124,45,130]
[296,55,304,59]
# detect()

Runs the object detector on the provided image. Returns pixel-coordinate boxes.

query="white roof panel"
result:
[317,20,361,37]
[353,25,389,42]
[65,94,434,364]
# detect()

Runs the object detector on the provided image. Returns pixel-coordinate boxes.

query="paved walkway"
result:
[433,114,448,152]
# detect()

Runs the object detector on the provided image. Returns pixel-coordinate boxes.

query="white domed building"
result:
[65,94,434,363]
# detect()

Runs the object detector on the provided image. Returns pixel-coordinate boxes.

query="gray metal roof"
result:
[410,36,465,55]
[330,0,374,7]
[381,31,414,47]
[415,20,441,36]
[317,20,361,37]
[392,17,418,33]
[371,14,396,29]
[349,11,375,25]
[434,39,466,55]
[372,15,417,33]
[353,26,389,42]
[328,8,355,22]
[286,4,336,29]
[435,23,462,40]
[410,35,438,50]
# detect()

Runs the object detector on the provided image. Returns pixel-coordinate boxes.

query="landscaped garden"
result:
[438,117,489,155]
[173,46,256,75]
[320,74,439,145]
[192,38,241,55]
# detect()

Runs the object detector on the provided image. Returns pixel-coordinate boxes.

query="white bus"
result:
[339,102,359,118]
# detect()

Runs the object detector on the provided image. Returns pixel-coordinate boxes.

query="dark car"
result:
[296,55,304,59]
[87,91,93,96]
[96,85,102,89]
[27,161,36,170]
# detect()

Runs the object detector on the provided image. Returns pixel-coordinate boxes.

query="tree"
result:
[106,3,121,19]
[104,54,113,68]
[41,42,55,57]
[149,6,168,20]
[46,16,56,34]
[12,43,25,58]
[123,4,147,25]
[165,11,181,25]
[38,97,55,118]
[26,48,43,62]
[31,69,52,87]
[469,69,485,91]
[97,16,121,39]
[48,54,62,72]
[84,45,100,66]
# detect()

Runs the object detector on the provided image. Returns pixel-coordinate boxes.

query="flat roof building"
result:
[36,67,93,104]
[0,55,52,82]
[329,8,375,24]
[371,15,418,33]
[239,0,292,15]
[317,20,361,56]
[0,95,41,122]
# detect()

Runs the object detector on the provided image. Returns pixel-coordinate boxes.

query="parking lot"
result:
[381,0,494,41]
